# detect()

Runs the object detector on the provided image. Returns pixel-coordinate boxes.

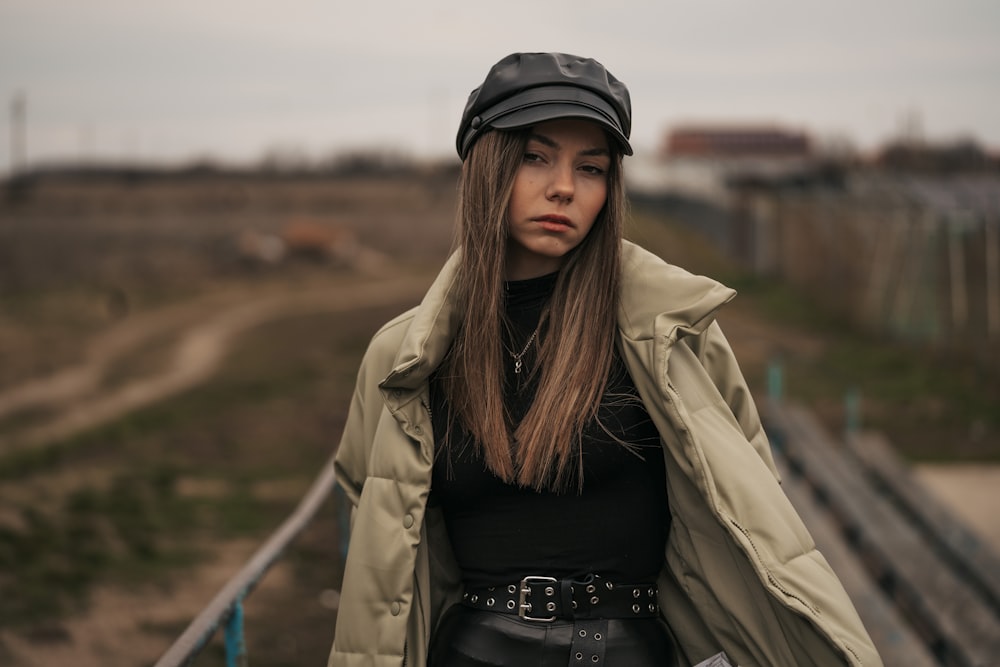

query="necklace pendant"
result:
[509,323,539,377]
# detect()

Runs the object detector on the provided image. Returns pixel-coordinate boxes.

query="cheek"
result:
[508,174,531,218]
[585,183,609,220]
[578,186,608,237]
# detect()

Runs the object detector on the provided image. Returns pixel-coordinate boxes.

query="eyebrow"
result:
[528,132,610,157]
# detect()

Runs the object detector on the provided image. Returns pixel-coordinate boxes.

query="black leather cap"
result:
[456,52,633,160]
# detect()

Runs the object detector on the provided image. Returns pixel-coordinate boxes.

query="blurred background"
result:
[1,1,998,665]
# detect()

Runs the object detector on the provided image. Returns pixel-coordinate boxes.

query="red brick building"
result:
[664,126,811,158]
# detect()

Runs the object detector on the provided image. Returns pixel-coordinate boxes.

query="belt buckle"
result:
[518,575,557,622]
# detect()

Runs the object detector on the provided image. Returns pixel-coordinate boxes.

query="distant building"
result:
[664,126,811,159]
[626,124,816,200]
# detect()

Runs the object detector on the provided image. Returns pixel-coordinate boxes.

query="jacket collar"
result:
[381,251,464,392]
[617,242,735,344]
[381,241,735,391]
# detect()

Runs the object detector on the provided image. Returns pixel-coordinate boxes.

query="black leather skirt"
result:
[428,603,679,667]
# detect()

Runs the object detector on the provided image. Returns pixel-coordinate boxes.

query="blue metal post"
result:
[845,387,862,437]
[224,596,247,667]
[767,360,784,404]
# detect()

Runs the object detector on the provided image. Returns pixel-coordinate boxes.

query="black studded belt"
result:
[462,574,659,622]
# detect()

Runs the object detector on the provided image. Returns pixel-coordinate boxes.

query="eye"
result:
[523,151,544,163]
[579,163,607,176]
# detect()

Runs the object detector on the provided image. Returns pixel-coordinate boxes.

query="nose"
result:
[546,161,574,203]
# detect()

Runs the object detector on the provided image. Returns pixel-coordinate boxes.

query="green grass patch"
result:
[725,273,844,333]
[0,466,194,627]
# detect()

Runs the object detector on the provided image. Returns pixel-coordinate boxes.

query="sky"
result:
[1,0,999,173]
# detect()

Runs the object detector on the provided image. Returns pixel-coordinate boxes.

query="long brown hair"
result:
[439,127,626,492]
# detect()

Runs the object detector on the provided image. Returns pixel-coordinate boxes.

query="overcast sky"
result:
[1,0,998,172]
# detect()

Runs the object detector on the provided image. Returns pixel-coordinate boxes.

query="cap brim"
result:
[490,103,633,156]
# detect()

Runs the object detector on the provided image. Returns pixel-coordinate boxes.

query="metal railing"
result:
[153,449,348,667]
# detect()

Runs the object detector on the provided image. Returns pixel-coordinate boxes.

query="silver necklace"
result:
[509,325,540,374]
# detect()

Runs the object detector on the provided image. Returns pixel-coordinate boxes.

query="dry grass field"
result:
[0,171,458,666]
[0,169,996,666]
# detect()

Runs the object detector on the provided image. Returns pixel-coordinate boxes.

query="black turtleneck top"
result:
[429,272,669,587]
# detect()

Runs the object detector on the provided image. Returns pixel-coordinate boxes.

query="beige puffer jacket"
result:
[328,241,881,667]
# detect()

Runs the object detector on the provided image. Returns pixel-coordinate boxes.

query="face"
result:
[505,118,611,280]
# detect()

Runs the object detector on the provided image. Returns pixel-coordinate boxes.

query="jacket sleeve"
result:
[686,320,779,480]
[333,345,380,510]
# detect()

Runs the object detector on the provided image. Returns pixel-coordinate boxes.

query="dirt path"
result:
[0,275,429,454]
[0,293,236,422]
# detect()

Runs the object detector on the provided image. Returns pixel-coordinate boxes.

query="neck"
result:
[504,255,563,281]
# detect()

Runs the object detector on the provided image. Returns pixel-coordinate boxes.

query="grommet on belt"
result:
[570,618,608,665]
[463,574,659,621]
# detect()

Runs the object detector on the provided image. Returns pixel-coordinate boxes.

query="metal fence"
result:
[152,449,348,667]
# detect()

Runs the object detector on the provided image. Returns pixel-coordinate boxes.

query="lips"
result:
[533,214,574,231]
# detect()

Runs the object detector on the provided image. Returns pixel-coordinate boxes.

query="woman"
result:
[328,52,881,667]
